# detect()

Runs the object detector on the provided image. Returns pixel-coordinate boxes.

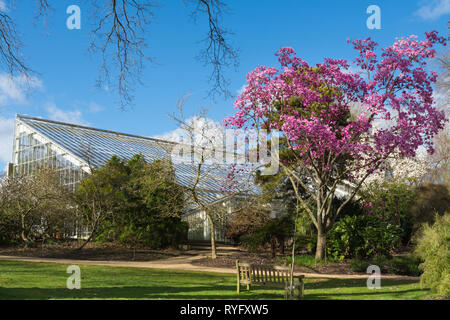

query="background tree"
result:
[74,154,187,250]
[224,32,448,260]
[424,49,450,188]
[169,99,256,259]
[414,212,450,298]
[74,155,129,249]
[169,106,224,259]
[409,184,450,232]
[0,168,75,244]
[116,155,187,251]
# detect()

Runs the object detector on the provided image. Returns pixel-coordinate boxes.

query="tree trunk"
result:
[77,219,99,250]
[271,237,276,258]
[77,231,95,250]
[315,230,326,260]
[207,213,217,259]
[21,214,28,242]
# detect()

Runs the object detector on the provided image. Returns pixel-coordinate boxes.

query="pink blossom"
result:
[223,31,448,185]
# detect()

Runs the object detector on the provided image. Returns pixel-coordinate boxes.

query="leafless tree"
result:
[0,10,31,76]
[0,168,75,243]
[187,0,239,98]
[435,51,449,91]
[73,143,118,250]
[88,0,155,108]
[168,98,255,259]
[425,46,450,187]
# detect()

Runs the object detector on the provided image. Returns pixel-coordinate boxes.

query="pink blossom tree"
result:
[223,31,448,260]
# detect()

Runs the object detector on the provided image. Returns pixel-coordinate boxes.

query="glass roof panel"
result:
[18,116,260,204]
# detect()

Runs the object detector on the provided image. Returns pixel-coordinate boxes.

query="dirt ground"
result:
[0,242,183,262]
[0,242,357,275]
[0,242,420,280]
[190,253,359,275]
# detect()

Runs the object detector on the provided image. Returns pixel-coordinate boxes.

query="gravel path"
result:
[0,254,420,281]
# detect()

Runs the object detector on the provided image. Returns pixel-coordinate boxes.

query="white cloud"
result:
[415,0,450,20]
[154,116,225,148]
[87,102,104,113]
[0,102,89,170]
[0,73,43,107]
[0,116,14,163]
[45,102,88,126]
[154,116,262,158]
[0,0,8,12]
[237,84,247,95]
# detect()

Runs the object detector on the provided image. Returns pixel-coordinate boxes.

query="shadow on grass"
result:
[0,260,429,300]
[303,278,428,300]
[304,288,425,300]
[0,284,283,300]
[305,278,420,290]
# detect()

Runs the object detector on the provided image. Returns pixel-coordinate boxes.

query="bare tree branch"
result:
[0,1,238,108]
[188,0,238,99]
[34,0,51,22]
[88,0,154,108]
[0,11,31,76]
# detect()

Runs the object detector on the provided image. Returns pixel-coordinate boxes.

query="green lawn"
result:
[0,260,433,300]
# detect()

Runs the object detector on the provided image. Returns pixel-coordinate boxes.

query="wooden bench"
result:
[236,260,305,299]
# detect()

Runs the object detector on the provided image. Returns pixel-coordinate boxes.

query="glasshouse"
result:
[8,115,257,243]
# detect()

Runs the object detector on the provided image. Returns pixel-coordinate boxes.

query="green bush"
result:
[409,184,450,233]
[294,234,316,253]
[76,155,187,250]
[349,255,421,276]
[350,256,389,273]
[241,214,294,256]
[414,212,450,297]
[390,256,422,276]
[117,218,189,249]
[358,181,416,244]
[327,214,403,259]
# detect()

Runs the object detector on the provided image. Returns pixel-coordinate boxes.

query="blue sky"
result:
[0,0,449,170]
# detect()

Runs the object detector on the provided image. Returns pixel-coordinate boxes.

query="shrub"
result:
[241,214,294,257]
[390,256,422,276]
[409,184,450,233]
[327,215,403,259]
[294,234,316,253]
[118,218,189,249]
[359,180,416,244]
[350,256,389,273]
[76,155,186,249]
[0,169,76,244]
[349,255,421,276]
[414,212,450,297]
[226,206,271,243]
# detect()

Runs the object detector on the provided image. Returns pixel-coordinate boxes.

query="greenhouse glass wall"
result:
[9,115,257,243]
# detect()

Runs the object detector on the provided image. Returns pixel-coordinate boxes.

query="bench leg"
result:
[297,278,304,300]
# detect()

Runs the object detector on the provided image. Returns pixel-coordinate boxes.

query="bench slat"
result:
[237,261,304,299]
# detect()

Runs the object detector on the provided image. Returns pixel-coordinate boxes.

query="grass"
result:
[0,260,434,300]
